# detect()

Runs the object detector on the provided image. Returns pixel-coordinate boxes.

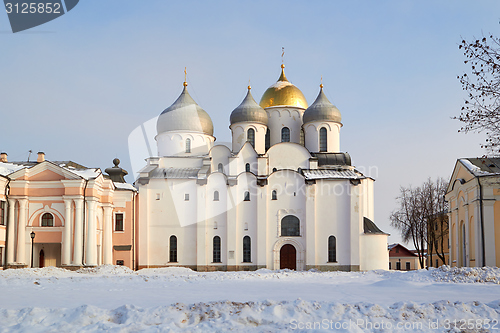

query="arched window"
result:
[300,128,305,146]
[281,127,290,142]
[281,215,299,236]
[265,129,270,151]
[41,213,53,227]
[169,235,177,262]
[218,163,224,173]
[247,128,255,148]
[186,138,191,153]
[243,236,251,262]
[272,190,277,200]
[272,167,277,172]
[245,163,250,172]
[328,236,336,262]
[244,191,250,201]
[213,236,221,263]
[214,191,219,201]
[319,127,327,152]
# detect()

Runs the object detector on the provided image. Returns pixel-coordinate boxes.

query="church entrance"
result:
[39,250,45,268]
[280,244,296,270]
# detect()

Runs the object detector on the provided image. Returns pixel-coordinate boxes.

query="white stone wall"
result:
[266,107,305,146]
[156,131,214,157]
[230,123,267,154]
[303,121,341,153]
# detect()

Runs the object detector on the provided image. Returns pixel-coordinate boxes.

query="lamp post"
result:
[30,231,35,268]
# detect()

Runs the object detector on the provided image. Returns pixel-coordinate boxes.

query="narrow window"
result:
[265,129,270,151]
[281,215,300,236]
[396,261,401,270]
[214,191,219,201]
[0,247,2,266]
[272,190,277,200]
[244,222,248,231]
[281,127,290,142]
[213,236,221,263]
[244,191,250,201]
[169,235,177,262]
[389,262,392,270]
[115,213,124,231]
[247,128,255,148]
[300,128,305,146]
[245,163,250,172]
[406,262,411,271]
[319,127,327,152]
[243,236,251,262]
[185,193,189,201]
[218,163,224,173]
[0,201,5,225]
[41,213,54,227]
[436,259,439,268]
[214,221,218,229]
[186,138,191,153]
[328,235,336,262]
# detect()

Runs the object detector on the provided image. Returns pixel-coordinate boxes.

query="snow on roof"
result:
[269,80,293,90]
[151,167,201,179]
[302,169,363,180]
[0,162,25,176]
[459,158,500,176]
[114,182,137,191]
[64,167,101,180]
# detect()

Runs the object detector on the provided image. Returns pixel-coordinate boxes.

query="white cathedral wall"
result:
[266,143,310,172]
[156,131,214,157]
[360,234,389,270]
[230,123,267,154]
[303,122,341,153]
[209,145,231,174]
[314,180,353,268]
[230,143,258,176]
[235,173,258,267]
[205,173,229,268]
[266,107,305,146]
[266,171,307,269]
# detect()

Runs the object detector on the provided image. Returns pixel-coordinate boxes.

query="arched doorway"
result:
[39,250,45,268]
[280,244,296,270]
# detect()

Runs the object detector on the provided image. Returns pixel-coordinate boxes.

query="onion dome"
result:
[230,86,268,125]
[303,84,341,124]
[157,83,214,136]
[259,64,308,109]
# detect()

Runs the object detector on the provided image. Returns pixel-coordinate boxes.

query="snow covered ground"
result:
[0,266,499,332]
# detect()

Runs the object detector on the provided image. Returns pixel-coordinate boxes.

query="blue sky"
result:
[0,1,497,245]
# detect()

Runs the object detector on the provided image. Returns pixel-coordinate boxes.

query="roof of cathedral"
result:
[303,85,342,124]
[364,217,389,235]
[311,152,351,167]
[230,87,268,126]
[302,169,363,180]
[259,64,308,109]
[157,84,214,136]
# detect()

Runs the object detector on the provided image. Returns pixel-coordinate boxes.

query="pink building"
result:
[0,152,137,270]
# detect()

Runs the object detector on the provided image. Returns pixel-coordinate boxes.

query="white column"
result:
[464,204,469,266]
[6,199,16,264]
[62,199,73,265]
[102,205,113,265]
[16,198,27,264]
[74,198,84,265]
[86,199,97,266]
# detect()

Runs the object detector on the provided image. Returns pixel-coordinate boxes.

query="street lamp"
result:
[30,231,35,268]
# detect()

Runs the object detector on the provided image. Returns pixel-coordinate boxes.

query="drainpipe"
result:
[477,177,486,267]
[132,191,136,270]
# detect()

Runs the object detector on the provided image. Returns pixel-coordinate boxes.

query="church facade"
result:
[135,65,389,271]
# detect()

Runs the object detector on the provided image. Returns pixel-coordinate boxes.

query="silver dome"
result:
[303,87,342,124]
[157,85,214,136]
[230,88,268,126]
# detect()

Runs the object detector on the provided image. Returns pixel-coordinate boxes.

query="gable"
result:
[389,244,417,257]
[446,160,475,195]
[27,169,66,181]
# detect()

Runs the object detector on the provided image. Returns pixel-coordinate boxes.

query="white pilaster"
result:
[62,199,73,265]
[102,205,113,265]
[6,198,16,264]
[86,199,97,266]
[16,198,28,264]
[74,198,84,265]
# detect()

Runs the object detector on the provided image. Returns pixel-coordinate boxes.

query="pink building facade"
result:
[0,152,137,270]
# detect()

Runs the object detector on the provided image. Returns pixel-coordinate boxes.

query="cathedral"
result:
[135,65,389,271]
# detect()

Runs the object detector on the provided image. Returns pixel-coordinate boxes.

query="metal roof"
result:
[230,89,268,125]
[311,152,351,166]
[302,169,363,180]
[303,87,341,124]
[460,158,500,176]
[150,167,201,179]
[364,217,389,235]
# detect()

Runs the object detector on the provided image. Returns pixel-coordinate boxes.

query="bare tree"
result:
[455,35,500,155]
[390,178,448,269]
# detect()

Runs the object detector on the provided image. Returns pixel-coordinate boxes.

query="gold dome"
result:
[259,65,308,109]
